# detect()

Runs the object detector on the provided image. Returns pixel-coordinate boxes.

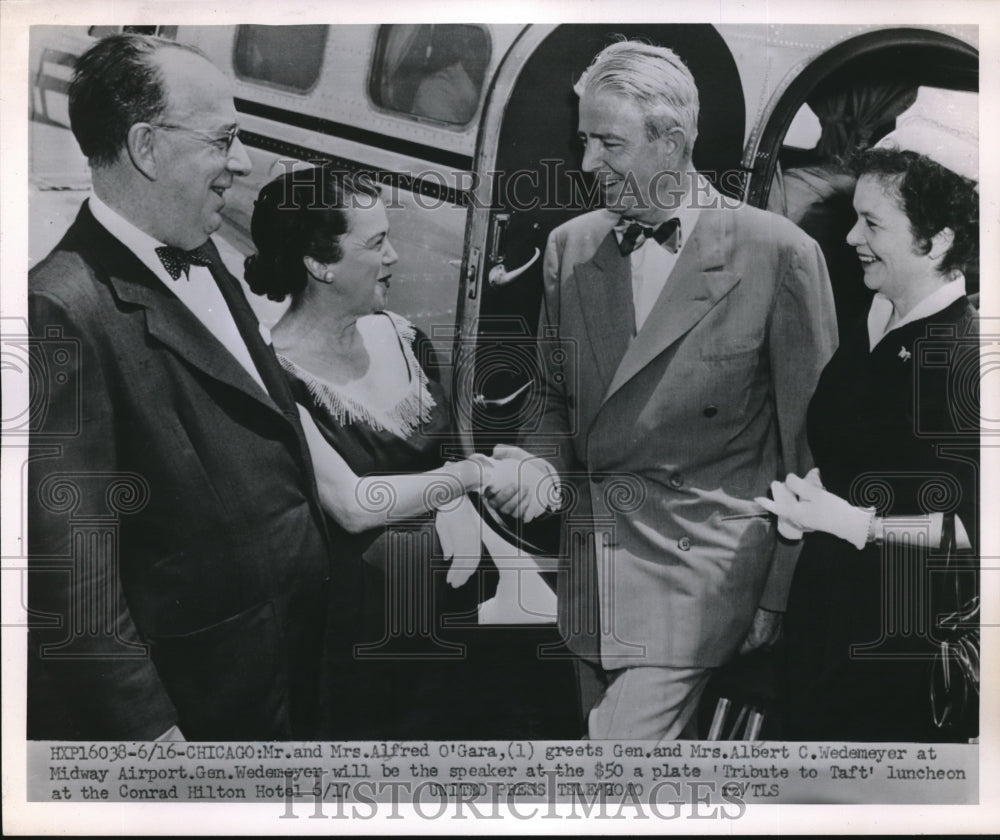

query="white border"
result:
[2,0,998,834]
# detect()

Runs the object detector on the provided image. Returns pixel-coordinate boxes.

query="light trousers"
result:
[588,665,713,740]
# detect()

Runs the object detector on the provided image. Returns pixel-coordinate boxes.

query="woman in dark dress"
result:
[757,123,979,742]
[244,166,507,739]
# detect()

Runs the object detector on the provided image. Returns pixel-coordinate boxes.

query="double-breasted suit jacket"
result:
[28,202,331,740]
[533,188,838,670]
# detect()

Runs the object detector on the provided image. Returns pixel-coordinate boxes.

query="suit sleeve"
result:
[760,236,838,610]
[28,290,179,739]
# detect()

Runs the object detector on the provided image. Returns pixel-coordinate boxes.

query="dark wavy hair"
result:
[848,147,978,277]
[245,166,382,301]
[69,33,205,168]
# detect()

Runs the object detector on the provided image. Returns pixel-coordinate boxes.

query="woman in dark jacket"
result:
[758,116,980,742]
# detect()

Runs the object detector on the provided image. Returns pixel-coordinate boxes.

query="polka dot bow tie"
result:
[155,245,212,280]
[616,217,681,256]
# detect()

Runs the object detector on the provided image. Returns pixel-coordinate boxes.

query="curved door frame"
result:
[451,23,555,451]
[744,27,978,208]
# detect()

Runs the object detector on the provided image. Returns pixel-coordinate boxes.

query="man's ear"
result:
[127,123,158,180]
[660,126,687,166]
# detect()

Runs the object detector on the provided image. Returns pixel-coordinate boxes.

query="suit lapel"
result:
[603,202,740,404]
[572,231,636,395]
[77,205,283,416]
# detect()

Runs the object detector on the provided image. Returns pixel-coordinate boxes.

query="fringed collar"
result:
[278,311,435,439]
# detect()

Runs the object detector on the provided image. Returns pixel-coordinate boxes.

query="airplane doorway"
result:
[461,24,746,455]
[751,29,978,337]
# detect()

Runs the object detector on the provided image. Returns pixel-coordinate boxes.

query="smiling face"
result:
[577,89,685,223]
[846,173,946,311]
[150,49,252,249]
[331,199,399,314]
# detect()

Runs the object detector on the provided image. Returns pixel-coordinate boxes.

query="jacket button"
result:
[703,405,718,418]
[669,472,683,488]
[678,537,691,551]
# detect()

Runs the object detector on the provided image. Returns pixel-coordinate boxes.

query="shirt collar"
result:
[867,275,967,351]
[88,191,179,285]
[613,170,704,253]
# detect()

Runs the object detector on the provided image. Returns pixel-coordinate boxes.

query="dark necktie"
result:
[155,245,211,280]
[617,217,681,256]
[194,241,331,551]
[186,242,300,418]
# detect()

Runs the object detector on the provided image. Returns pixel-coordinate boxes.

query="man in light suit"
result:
[490,41,837,739]
[28,34,330,740]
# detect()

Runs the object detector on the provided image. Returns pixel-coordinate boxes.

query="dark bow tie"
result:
[616,217,681,256]
[155,245,212,280]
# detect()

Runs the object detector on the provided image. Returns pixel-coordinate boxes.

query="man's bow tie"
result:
[616,217,681,256]
[155,245,212,280]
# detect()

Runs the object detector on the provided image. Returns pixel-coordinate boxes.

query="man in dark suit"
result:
[489,41,838,739]
[28,33,330,740]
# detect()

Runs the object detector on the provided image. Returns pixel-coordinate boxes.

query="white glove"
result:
[755,469,872,550]
[757,466,823,541]
[770,478,804,541]
[482,445,562,523]
[434,495,483,588]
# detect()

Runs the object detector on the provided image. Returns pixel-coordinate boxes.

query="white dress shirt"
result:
[615,175,704,332]
[867,275,967,351]
[88,192,267,392]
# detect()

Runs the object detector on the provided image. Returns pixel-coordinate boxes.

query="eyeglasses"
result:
[149,123,241,154]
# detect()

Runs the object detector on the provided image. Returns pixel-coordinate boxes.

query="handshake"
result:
[436,445,562,588]
[467,444,563,523]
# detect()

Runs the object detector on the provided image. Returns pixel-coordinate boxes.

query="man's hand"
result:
[481,445,561,523]
[738,607,783,655]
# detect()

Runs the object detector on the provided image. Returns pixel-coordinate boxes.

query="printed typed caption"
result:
[31,739,977,812]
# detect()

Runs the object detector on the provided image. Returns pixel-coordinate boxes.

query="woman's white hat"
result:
[875,87,978,182]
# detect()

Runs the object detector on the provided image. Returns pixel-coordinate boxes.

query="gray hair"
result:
[574,40,699,160]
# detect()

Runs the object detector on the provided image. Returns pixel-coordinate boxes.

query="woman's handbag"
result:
[929,514,979,741]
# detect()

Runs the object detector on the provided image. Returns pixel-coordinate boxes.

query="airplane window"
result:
[766,80,921,335]
[88,26,177,40]
[782,103,822,150]
[89,26,160,37]
[370,24,491,126]
[233,24,328,93]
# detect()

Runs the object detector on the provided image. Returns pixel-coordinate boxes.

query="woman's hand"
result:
[481,445,562,523]
[754,468,873,550]
[765,467,823,540]
[441,454,495,495]
[300,405,491,531]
